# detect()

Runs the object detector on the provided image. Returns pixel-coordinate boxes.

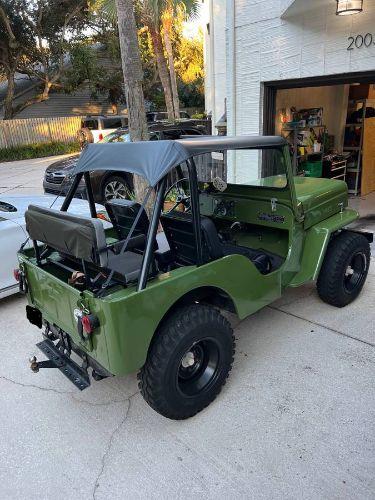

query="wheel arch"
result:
[289,209,360,287]
[147,286,238,351]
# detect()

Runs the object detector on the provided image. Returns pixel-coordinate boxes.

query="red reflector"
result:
[81,314,99,335]
[14,269,21,281]
[98,133,103,141]
[82,315,93,334]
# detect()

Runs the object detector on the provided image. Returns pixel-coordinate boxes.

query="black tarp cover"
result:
[73,136,287,187]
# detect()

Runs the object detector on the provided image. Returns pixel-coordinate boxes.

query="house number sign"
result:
[347,33,375,50]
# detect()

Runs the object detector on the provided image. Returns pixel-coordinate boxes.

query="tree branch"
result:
[0,5,16,42]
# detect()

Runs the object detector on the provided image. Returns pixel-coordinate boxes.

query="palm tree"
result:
[162,0,199,119]
[114,0,150,201]
[98,0,198,121]
[139,0,174,120]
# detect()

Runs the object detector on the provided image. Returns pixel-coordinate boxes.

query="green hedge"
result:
[0,141,80,162]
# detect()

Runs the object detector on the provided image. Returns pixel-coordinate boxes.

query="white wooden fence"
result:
[0,116,83,149]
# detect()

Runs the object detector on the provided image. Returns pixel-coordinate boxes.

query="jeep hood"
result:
[294,177,349,229]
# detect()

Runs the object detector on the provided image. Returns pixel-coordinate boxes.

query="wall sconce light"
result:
[336,0,363,15]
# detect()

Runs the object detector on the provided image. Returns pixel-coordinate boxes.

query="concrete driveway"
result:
[0,154,73,196]
[0,156,374,499]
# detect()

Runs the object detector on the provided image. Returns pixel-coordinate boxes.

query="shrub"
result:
[0,141,80,162]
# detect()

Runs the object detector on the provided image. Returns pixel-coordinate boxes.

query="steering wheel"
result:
[164,178,191,213]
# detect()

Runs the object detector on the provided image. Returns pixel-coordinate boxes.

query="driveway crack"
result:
[268,306,375,347]
[92,391,139,500]
[0,375,73,395]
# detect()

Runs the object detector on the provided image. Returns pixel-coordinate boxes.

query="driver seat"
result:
[160,211,272,274]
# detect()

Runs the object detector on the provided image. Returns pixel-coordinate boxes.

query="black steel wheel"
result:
[138,305,235,419]
[317,231,370,307]
[102,175,132,202]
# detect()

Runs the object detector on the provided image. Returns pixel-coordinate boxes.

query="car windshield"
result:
[100,132,130,143]
[0,201,17,212]
[194,148,288,188]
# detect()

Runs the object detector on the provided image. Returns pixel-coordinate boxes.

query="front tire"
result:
[138,305,235,420]
[317,231,370,308]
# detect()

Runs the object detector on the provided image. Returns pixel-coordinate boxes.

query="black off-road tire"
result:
[317,231,370,308]
[138,305,235,420]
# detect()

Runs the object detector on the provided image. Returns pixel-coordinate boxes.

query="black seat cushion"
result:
[160,212,274,274]
[106,250,144,283]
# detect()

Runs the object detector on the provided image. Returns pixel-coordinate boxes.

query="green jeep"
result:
[18,136,372,419]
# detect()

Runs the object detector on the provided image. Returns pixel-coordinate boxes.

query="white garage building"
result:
[204,0,375,195]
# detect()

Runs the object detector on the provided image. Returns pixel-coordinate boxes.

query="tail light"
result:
[14,268,21,281]
[81,314,99,335]
[98,133,103,141]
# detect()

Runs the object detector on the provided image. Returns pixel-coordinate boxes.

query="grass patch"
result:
[0,141,80,162]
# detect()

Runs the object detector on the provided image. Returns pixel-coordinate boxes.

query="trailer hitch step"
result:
[30,339,90,391]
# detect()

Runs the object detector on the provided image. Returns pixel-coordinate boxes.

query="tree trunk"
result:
[115,0,152,207]
[149,28,175,122]
[3,66,16,120]
[13,79,52,117]
[163,20,180,120]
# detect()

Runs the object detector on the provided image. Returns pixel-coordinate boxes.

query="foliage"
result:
[0,0,205,117]
[0,0,92,117]
[191,112,206,119]
[0,141,80,162]
[0,0,35,118]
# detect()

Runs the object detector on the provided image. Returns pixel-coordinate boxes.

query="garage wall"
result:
[275,85,350,150]
[223,0,375,181]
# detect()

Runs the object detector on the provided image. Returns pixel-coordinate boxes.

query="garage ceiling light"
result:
[336,0,363,15]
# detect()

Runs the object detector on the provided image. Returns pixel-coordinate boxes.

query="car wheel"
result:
[138,304,235,419]
[317,231,370,308]
[102,175,132,202]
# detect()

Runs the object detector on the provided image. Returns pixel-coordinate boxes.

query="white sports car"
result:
[0,195,96,299]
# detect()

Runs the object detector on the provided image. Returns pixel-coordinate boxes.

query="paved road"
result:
[0,156,374,499]
[0,154,74,196]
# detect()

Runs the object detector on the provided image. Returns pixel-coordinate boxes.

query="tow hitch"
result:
[29,339,90,390]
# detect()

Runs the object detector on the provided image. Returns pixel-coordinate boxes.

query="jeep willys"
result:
[18,136,371,419]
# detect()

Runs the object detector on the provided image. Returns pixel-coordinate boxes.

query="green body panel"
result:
[289,208,359,287]
[294,177,348,229]
[20,255,110,368]
[21,252,282,376]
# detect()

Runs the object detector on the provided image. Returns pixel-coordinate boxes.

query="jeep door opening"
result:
[18,136,371,419]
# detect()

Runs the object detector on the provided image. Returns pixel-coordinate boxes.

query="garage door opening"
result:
[263,72,375,196]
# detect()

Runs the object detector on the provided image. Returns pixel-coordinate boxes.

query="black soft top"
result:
[73,135,287,187]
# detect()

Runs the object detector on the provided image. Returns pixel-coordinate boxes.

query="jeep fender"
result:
[289,208,359,287]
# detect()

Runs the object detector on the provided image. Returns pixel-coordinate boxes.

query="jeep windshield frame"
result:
[59,136,292,293]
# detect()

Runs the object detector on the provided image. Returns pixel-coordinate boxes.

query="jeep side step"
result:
[30,339,91,391]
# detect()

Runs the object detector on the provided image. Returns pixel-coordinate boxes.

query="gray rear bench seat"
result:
[25,205,145,283]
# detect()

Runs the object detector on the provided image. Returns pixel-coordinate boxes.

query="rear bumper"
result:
[35,338,91,390]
